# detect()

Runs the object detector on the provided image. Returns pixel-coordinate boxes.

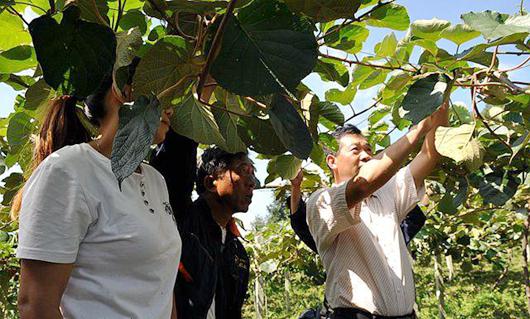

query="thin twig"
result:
[496,51,530,56]
[48,0,55,13]
[344,98,381,123]
[470,76,513,154]
[317,0,396,41]
[488,46,499,72]
[114,0,123,31]
[197,0,239,100]
[319,52,415,72]
[6,7,28,25]
[499,56,530,72]
[147,0,182,35]
[512,81,530,85]
[91,0,110,26]
[243,96,267,109]
[157,75,196,100]
[13,1,47,13]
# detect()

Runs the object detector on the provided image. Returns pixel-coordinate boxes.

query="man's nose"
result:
[360,151,372,162]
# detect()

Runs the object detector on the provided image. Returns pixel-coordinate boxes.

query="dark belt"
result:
[331,308,416,319]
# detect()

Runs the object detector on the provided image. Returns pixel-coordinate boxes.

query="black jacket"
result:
[288,197,426,253]
[150,130,250,319]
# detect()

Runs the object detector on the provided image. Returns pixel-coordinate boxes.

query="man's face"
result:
[327,134,373,183]
[214,156,256,213]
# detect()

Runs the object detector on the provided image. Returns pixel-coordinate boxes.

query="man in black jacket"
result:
[151,136,254,319]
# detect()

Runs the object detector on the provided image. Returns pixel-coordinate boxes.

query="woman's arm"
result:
[18,260,73,319]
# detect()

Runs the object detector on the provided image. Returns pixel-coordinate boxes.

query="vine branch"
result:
[147,0,183,36]
[13,1,47,13]
[499,56,530,73]
[197,0,239,100]
[91,0,110,26]
[6,7,28,26]
[319,53,415,72]
[344,98,381,123]
[470,76,513,154]
[317,0,396,41]
[48,0,55,13]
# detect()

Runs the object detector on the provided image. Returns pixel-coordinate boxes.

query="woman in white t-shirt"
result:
[13,73,181,319]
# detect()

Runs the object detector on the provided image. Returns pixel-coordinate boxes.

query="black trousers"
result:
[330,308,416,319]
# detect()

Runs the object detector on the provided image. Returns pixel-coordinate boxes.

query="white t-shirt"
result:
[17,143,181,319]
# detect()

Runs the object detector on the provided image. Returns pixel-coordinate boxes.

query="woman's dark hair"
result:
[12,58,141,218]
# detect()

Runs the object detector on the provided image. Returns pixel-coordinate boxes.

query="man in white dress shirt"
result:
[306,103,449,319]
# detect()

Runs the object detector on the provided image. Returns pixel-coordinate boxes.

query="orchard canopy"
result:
[0,0,530,282]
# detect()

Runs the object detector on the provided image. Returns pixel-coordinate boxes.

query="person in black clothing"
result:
[151,138,254,319]
[287,170,426,254]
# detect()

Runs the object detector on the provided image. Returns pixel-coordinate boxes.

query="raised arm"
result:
[410,102,449,189]
[345,105,446,209]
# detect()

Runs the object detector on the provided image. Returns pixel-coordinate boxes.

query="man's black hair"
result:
[324,124,363,155]
[196,147,249,194]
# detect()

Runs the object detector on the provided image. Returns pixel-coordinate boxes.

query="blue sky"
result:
[1,0,529,228]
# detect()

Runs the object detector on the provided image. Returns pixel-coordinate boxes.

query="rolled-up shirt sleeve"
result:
[393,165,426,222]
[306,181,361,252]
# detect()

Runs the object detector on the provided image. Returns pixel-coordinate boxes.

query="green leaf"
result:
[7,112,35,153]
[24,79,53,111]
[113,27,143,91]
[314,59,349,87]
[284,0,361,22]
[166,0,230,14]
[267,155,302,180]
[450,102,472,124]
[456,32,527,64]
[325,83,357,105]
[212,106,247,153]
[462,11,530,40]
[374,32,397,57]
[358,69,388,90]
[0,45,37,73]
[317,101,345,127]
[171,93,226,146]
[118,9,148,35]
[29,5,116,97]
[77,0,110,24]
[399,73,451,125]
[435,124,485,171]
[509,132,529,165]
[209,0,318,96]
[365,3,409,31]
[0,10,32,51]
[269,94,313,159]
[440,24,481,45]
[410,18,451,41]
[469,171,519,206]
[237,117,287,155]
[111,94,161,187]
[323,23,369,53]
[133,36,199,108]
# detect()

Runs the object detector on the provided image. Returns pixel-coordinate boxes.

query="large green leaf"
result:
[399,73,451,125]
[7,112,35,153]
[435,124,485,171]
[374,32,397,57]
[237,117,287,155]
[323,23,369,53]
[268,94,313,159]
[462,11,530,40]
[29,5,116,97]
[440,24,481,45]
[171,93,226,146]
[212,106,247,153]
[314,58,349,87]
[133,36,199,108]
[24,79,54,111]
[113,27,143,92]
[0,46,37,73]
[284,0,361,22]
[209,0,318,96]
[0,10,32,51]
[410,18,451,41]
[76,0,110,24]
[317,101,344,128]
[325,83,357,105]
[118,9,148,35]
[111,94,161,187]
[455,32,527,63]
[365,3,409,31]
[469,171,519,206]
[267,155,302,180]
